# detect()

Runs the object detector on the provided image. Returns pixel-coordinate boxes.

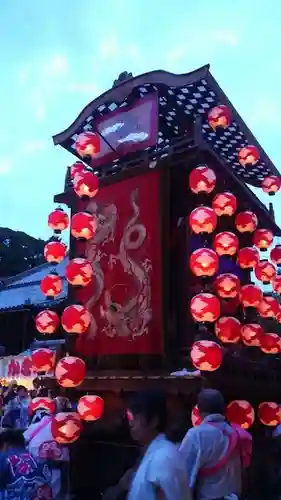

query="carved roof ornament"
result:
[112,71,133,88]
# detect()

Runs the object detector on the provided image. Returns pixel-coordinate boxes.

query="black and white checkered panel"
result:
[61,78,273,185]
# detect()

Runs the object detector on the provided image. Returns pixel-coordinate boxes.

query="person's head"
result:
[0,430,25,451]
[197,389,225,420]
[17,386,28,400]
[127,391,167,445]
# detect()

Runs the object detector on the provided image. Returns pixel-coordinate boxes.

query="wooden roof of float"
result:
[53,65,280,187]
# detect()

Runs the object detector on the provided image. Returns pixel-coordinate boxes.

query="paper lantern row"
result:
[35,304,93,335]
[31,352,86,388]
[192,400,281,428]
[40,258,94,300]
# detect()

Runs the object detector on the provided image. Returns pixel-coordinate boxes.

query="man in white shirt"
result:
[126,391,191,500]
[179,389,243,500]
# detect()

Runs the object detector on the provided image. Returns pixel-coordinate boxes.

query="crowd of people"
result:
[0,383,279,499]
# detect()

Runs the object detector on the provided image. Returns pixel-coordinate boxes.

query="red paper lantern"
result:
[190,340,222,371]
[235,211,258,233]
[189,165,216,194]
[189,207,217,234]
[65,258,93,287]
[257,296,279,318]
[241,324,263,347]
[240,284,262,308]
[270,245,281,267]
[212,192,237,217]
[73,170,99,199]
[55,356,86,388]
[262,176,281,196]
[61,304,92,334]
[51,412,82,444]
[213,232,239,257]
[253,229,274,251]
[70,161,86,179]
[190,293,220,323]
[35,310,60,335]
[260,333,281,354]
[237,247,259,271]
[48,208,69,234]
[215,316,241,343]
[29,397,55,415]
[44,241,67,264]
[258,402,281,426]
[277,308,281,323]
[75,132,101,158]
[207,105,232,131]
[191,405,202,426]
[214,273,240,299]
[255,260,276,284]
[71,212,97,240]
[78,395,104,421]
[32,349,55,372]
[226,400,255,429]
[272,275,281,295]
[189,248,219,278]
[238,146,259,167]
[40,273,63,299]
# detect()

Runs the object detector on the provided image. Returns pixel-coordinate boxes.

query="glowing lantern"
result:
[214,273,240,299]
[189,248,219,278]
[260,333,281,354]
[235,211,258,234]
[75,132,101,158]
[73,170,99,199]
[55,356,86,388]
[191,405,202,426]
[65,258,93,287]
[237,247,259,271]
[257,296,279,319]
[240,284,262,308]
[212,192,237,217]
[40,273,63,299]
[226,400,255,429]
[238,146,259,167]
[51,412,82,444]
[262,176,281,196]
[189,207,217,234]
[215,316,241,343]
[189,165,216,194]
[71,212,97,240]
[255,260,276,284]
[190,293,220,323]
[32,349,55,373]
[44,241,67,264]
[207,105,232,131]
[77,395,104,421]
[70,161,86,179]
[272,276,281,295]
[270,245,281,267]
[213,232,239,257]
[61,304,92,334]
[35,310,60,335]
[190,341,223,371]
[241,324,263,347]
[48,208,69,234]
[29,397,55,415]
[253,229,274,251]
[258,402,281,426]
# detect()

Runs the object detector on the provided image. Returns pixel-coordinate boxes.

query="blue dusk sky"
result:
[1,0,281,240]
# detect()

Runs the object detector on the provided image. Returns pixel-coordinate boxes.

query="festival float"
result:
[35,67,281,496]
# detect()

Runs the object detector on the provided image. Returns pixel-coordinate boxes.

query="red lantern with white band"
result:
[239,284,262,308]
[189,248,219,278]
[213,232,239,257]
[189,207,217,234]
[226,400,255,429]
[262,176,281,196]
[51,412,82,444]
[235,211,258,233]
[215,316,241,343]
[238,146,259,167]
[272,276,281,295]
[44,241,67,264]
[71,212,97,241]
[241,324,263,347]
[190,341,223,371]
[70,161,86,179]
[214,273,240,299]
[253,229,274,251]
[29,398,55,415]
[40,273,63,299]
[78,395,104,421]
[55,356,86,388]
[61,304,92,334]
[207,105,232,131]
[65,258,93,287]
[75,132,101,158]
[260,333,281,354]
[258,402,281,426]
[257,296,279,319]
[35,310,60,335]
[237,247,259,271]
[212,192,237,217]
[189,165,216,194]
[270,246,281,267]
[190,293,220,323]
[255,260,276,285]
[73,170,99,199]
[32,349,55,373]
[48,208,69,234]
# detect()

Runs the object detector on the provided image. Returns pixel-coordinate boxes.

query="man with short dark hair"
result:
[0,429,53,500]
[179,389,249,500]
